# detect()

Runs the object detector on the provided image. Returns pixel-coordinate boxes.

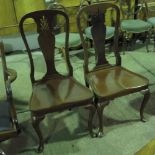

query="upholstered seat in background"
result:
[47,2,82,54]
[84,26,115,40]
[120,0,151,53]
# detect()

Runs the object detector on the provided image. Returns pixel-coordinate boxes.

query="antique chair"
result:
[77,2,150,137]
[145,0,155,51]
[47,2,83,55]
[120,0,151,53]
[0,42,20,154]
[19,10,94,152]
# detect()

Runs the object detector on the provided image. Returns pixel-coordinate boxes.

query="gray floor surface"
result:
[0,44,155,155]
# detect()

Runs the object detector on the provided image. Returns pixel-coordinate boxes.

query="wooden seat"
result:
[87,66,149,98]
[0,42,19,154]
[19,10,93,152]
[31,77,93,113]
[77,2,150,137]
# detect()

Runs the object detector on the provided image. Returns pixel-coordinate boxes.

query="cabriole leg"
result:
[140,89,150,122]
[96,101,109,137]
[32,114,45,153]
[87,104,97,138]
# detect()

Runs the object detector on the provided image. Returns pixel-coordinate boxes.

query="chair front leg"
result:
[96,101,109,137]
[87,103,97,138]
[31,114,45,153]
[140,88,150,122]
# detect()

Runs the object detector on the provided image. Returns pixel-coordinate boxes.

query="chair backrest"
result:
[19,10,73,84]
[0,42,19,141]
[120,0,146,20]
[77,3,121,74]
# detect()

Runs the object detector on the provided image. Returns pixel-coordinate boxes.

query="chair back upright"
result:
[120,0,146,20]
[77,3,121,74]
[19,10,73,85]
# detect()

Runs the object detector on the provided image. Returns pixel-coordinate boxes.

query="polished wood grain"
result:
[77,2,150,137]
[19,10,93,152]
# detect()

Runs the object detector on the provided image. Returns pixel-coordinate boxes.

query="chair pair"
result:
[19,3,150,152]
[120,0,151,53]
[0,42,20,154]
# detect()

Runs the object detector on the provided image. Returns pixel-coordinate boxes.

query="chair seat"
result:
[55,32,81,48]
[121,19,151,33]
[0,101,12,131]
[147,17,155,27]
[87,66,149,99]
[30,77,93,113]
[84,26,115,40]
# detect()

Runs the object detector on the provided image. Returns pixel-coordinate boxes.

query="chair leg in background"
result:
[140,88,150,122]
[145,31,151,53]
[122,32,129,54]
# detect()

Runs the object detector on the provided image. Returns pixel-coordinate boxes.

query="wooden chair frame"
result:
[77,2,150,136]
[19,10,93,152]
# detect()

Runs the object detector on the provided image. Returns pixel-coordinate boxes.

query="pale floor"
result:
[0,43,155,155]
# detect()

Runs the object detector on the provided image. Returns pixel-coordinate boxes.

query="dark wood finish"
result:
[19,10,93,152]
[77,3,150,136]
[0,42,20,154]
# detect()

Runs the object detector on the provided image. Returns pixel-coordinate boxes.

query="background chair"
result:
[0,42,20,155]
[47,2,83,56]
[145,0,155,52]
[80,0,115,51]
[19,10,94,152]
[120,0,151,53]
[77,2,150,137]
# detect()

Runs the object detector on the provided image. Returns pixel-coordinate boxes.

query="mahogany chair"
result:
[77,3,150,137]
[0,42,20,154]
[19,10,94,152]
